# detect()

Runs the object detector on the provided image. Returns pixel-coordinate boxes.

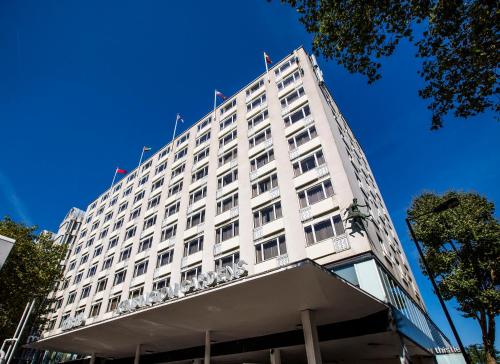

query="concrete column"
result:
[204,331,211,364]
[134,344,141,364]
[270,348,281,364]
[89,353,96,364]
[301,310,322,364]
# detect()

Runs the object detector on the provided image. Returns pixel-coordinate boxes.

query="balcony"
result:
[216,180,238,200]
[248,137,273,159]
[305,234,350,261]
[288,137,321,161]
[254,253,289,275]
[246,100,267,119]
[277,77,303,99]
[275,60,299,82]
[213,235,239,257]
[214,206,239,226]
[249,160,277,182]
[285,114,314,138]
[183,222,205,240]
[251,187,280,209]
[162,213,178,227]
[293,164,329,189]
[299,195,339,222]
[181,250,203,268]
[216,158,238,177]
[253,218,285,241]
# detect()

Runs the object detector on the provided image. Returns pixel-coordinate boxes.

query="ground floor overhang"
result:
[30,260,433,362]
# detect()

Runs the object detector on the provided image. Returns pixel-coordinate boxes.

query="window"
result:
[127,172,137,182]
[252,172,278,198]
[219,113,237,131]
[91,222,99,231]
[249,127,271,148]
[104,212,113,223]
[129,286,144,299]
[193,147,210,164]
[80,254,89,265]
[186,209,205,229]
[138,175,149,186]
[123,186,133,197]
[68,260,76,271]
[247,93,266,112]
[138,235,153,252]
[133,260,148,277]
[181,265,202,283]
[158,146,170,160]
[171,163,186,178]
[108,236,119,249]
[141,160,152,171]
[107,295,121,312]
[304,215,345,245]
[118,202,128,214]
[124,226,137,240]
[168,181,183,197]
[277,69,301,90]
[109,196,118,207]
[274,56,297,77]
[196,131,211,146]
[217,192,238,214]
[80,285,91,299]
[247,109,269,130]
[67,291,76,304]
[119,246,132,262]
[253,202,282,227]
[102,255,114,270]
[101,193,109,202]
[161,224,177,241]
[60,313,70,328]
[151,177,164,191]
[215,220,239,244]
[74,245,82,255]
[220,99,236,115]
[176,132,190,146]
[113,270,127,286]
[250,148,274,171]
[165,200,180,218]
[143,214,157,230]
[133,191,145,204]
[280,87,305,108]
[47,319,56,331]
[255,235,287,263]
[174,147,188,161]
[197,116,211,131]
[54,298,63,310]
[192,165,209,183]
[96,278,108,292]
[218,147,237,167]
[219,129,237,148]
[61,279,70,290]
[288,125,317,150]
[183,236,204,256]
[293,149,325,177]
[189,186,207,205]
[96,206,104,215]
[156,249,173,267]
[89,301,102,318]
[147,194,161,210]
[153,276,170,290]
[284,103,311,127]
[155,161,168,175]
[215,250,240,270]
[98,227,109,240]
[79,229,88,239]
[87,264,98,278]
[217,168,238,189]
[246,79,264,96]
[113,217,124,231]
[85,237,95,248]
[298,180,334,208]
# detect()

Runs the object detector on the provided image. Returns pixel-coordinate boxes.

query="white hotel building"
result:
[31,48,463,364]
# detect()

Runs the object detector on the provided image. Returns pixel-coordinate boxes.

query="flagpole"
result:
[264,52,270,82]
[137,148,145,169]
[213,90,217,123]
[110,168,118,190]
[171,114,179,146]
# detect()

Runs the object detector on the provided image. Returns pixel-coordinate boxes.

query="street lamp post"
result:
[406,197,471,364]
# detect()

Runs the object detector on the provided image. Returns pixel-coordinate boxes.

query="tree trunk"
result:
[483,310,496,364]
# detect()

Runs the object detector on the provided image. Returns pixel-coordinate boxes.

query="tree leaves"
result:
[0,217,67,343]
[277,0,499,129]
[407,192,499,363]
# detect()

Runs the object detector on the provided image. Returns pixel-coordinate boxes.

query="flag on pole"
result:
[215,90,227,100]
[143,146,152,152]
[176,113,184,123]
[264,52,272,64]
[116,168,127,174]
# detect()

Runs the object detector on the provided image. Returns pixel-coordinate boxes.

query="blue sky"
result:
[1,0,498,349]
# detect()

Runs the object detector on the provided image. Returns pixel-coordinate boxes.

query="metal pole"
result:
[406,219,470,364]
[6,299,36,364]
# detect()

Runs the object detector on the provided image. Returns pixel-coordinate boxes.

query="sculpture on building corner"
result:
[344,198,371,235]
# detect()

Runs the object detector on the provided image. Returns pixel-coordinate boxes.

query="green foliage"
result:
[468,344,500,364]
[277,0,499,129]
[407,191,499,363]
[0,217,67,342]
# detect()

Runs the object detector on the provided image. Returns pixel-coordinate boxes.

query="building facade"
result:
[31,48,463,364]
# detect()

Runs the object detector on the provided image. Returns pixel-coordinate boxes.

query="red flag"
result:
[215,90,227,100]
[116,168,127,175]
[264,52,272,64]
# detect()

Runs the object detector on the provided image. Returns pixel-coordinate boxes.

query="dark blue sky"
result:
[1,0,498,348]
